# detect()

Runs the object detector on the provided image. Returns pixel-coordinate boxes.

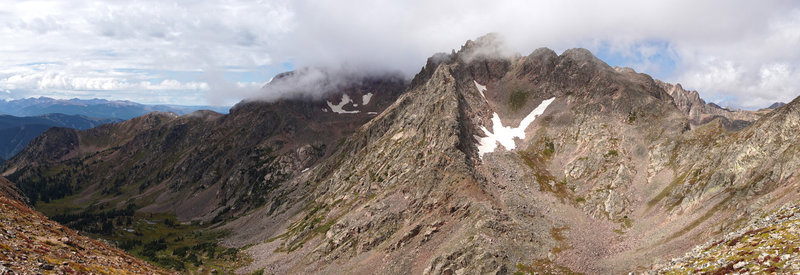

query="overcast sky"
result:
[1,0,798,108]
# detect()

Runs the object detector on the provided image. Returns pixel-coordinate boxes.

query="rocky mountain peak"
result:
[236,73,406,123]
[255,67,406,103]
[228,38,698,274]
[560,48,603,64]
[6,34,800,274]
[457,33,508,60]
[768,101,787,109]
[528,47,558,59]
[656,79,760,130]
[410,35,513,90]
[3,67,407,223]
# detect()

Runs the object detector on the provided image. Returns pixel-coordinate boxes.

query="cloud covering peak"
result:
[0,0,799,108]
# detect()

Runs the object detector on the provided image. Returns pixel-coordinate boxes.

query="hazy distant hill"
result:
[0,114,121,159]
[0,97,229,119]
[768,102,787,109]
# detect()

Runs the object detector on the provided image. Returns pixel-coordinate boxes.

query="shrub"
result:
[509,89,530,111]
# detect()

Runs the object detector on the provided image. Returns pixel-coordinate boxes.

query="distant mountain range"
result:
[0,113,122,160]
[0,97,230,119]
[4,35,800,274]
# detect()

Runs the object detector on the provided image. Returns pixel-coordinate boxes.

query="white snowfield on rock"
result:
[475,81,554,159]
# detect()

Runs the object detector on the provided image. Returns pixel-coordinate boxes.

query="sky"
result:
[0,0,799,109]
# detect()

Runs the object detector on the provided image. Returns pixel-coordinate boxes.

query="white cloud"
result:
[0,0,292,105]
[668,9,800,108]
[0,65,209,91]
[0,0,798,107]
[265,0,800,109]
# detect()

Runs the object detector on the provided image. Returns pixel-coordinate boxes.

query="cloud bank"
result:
[0,0,798,108]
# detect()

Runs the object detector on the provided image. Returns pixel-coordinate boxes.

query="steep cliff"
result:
[655,80,760,131]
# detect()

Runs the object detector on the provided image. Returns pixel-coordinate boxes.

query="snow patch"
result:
[477,97,555,159]
[322,108,328,112]
[474,81,487,99]
[301,168,309,173]
[327,94,360,114]
[362,93,373,105]
[367,111,378,115]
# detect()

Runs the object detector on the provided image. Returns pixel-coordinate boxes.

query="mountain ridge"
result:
[654,80,761,131]
[227,36,695,273]
[0,96,229,119]
[224,37,800,274]
[0,113,121,159]
[4,35,800,274]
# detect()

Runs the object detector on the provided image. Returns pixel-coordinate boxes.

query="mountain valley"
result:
[3,34,800,274]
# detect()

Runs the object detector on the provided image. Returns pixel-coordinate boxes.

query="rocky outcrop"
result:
[653,203,800,273]
[0,176,26,205]
[654,79,760,131]
[232,36,800,274]
[232,35,696,274]
[6,34,800,275]
[234,51,506,274]
[2,73,406,222]
[0,177,168,274]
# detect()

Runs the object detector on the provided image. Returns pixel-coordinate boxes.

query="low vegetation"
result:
[658,204,800,273]
[37,197,244,273]
[509,88,531,111]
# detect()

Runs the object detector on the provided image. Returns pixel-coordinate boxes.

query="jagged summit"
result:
[655,80,760,130]
[456,33,515,62]
[5,35,800,274]
[229,37,696,273]
[560,48,607,65]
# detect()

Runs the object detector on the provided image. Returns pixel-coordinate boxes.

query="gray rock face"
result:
[233,37,800,274]
[233,35,699,274]
[6,34,800,275]
[652,202,800,274]
[0,176,26,205]
[655,79,760,130]
[2,74,407,222]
